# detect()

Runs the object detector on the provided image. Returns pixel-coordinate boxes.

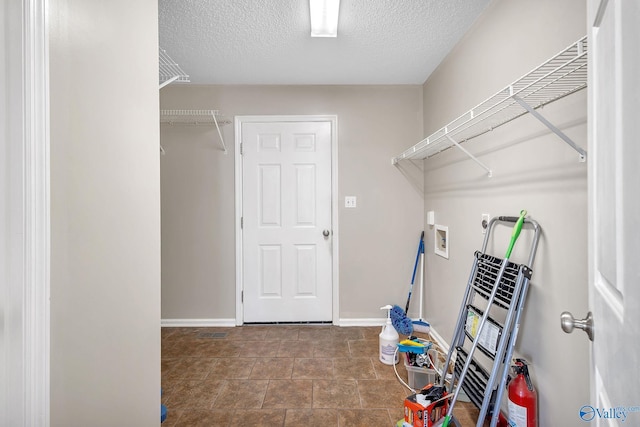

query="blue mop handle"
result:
[410,231,425,284]
[404,231,424,313]
[406,232,425,313]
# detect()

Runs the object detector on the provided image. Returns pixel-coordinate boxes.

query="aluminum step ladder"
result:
[438,214,541,427]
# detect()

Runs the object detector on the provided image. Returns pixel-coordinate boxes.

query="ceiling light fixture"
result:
[309,0,340,37]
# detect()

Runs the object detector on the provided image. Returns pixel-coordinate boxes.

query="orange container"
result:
[403,386,449,427]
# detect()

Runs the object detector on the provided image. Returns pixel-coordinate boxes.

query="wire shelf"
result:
[159,48,190,89]
[160,110,230,153]
[160,109,231,126]
[392,36,588,165]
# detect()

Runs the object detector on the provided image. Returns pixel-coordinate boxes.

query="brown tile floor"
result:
[161,325,486,427]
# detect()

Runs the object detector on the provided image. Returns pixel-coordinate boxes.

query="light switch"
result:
[345,196,357,208]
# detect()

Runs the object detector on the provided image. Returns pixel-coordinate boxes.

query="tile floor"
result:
[161,325,486,427]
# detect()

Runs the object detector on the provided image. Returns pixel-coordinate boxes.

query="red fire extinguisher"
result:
[507,359,537,427]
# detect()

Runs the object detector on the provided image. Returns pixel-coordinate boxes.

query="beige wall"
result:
[49,0,161,425]
[421,0,588,425]
[160,85,425,321]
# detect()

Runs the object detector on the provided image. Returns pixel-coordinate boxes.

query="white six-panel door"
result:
[239,118,333,322]
[586,1,640,425]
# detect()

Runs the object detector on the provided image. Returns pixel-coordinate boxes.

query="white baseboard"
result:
[337,318,386,327]
[427,326,450,353]
[161,318,389,328]
[161,318,419,329]
[161,318,236,327]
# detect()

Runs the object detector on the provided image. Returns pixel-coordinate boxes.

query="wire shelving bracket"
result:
[159,48,190,89]
[160,109,230,154]
[392,36,588,171]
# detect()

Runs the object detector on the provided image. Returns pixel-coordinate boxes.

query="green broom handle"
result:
[504,210,527,259]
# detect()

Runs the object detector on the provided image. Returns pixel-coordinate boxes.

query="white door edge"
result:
[234,115,339,326]
[2,0,51,425]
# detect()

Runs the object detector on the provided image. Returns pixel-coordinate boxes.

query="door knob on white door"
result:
[560,311,594,341]
[322,229,330,237]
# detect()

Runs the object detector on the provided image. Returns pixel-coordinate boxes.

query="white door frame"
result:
[234,115,339,325]
[1,0,50,425]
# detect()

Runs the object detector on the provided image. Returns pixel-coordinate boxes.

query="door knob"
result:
[322,229,330,237]
[560,311,594,341]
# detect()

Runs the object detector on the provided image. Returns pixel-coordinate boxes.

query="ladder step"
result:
[471,252,527,309]
[455,347,495,412]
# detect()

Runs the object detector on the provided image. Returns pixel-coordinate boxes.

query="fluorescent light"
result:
[309,0,340,37]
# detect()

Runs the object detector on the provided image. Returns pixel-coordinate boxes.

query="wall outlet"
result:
[345,196,357,208]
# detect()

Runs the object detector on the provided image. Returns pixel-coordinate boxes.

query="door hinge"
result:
[241,290,243,303]
[240,143,243,155]
[240,217,243,229]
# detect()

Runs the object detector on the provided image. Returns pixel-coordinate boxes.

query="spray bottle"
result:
[379,305,399,365]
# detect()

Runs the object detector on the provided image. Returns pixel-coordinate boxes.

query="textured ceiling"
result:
[159,0,490,85]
